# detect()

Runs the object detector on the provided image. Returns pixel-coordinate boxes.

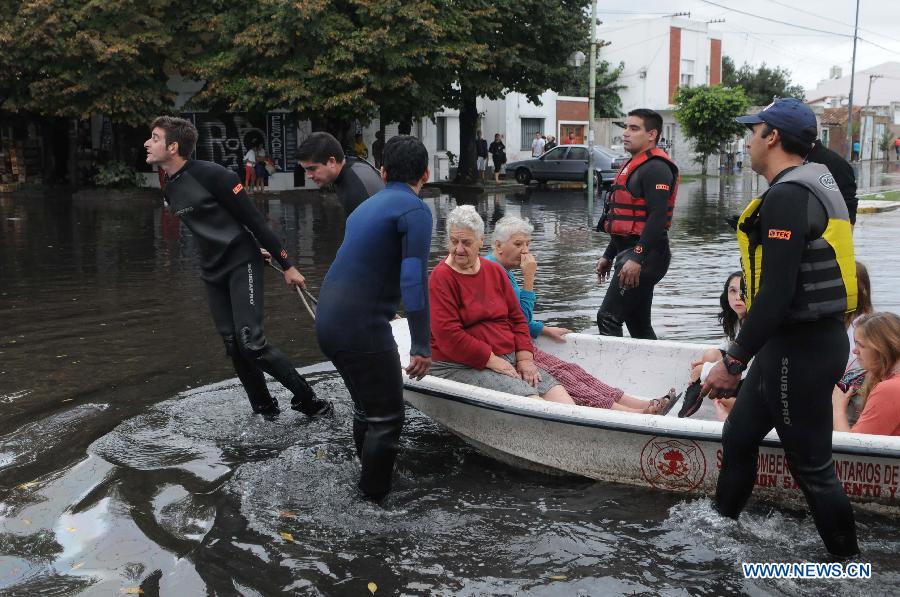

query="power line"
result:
[762,0,900,47]
[698,0,853,37]
[858,37,900,54]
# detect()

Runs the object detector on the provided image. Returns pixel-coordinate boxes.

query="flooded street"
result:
[2,172,900,595]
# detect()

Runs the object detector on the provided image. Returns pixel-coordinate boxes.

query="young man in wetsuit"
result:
[595,108,678,339]
[298,132,384,216]
[315,135,433,501]
[144,116,331,418]
[702,99,859,557]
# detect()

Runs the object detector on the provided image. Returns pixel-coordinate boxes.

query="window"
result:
[680,59,695,87]
[436,117,447,151]
[542,147,567,160]
[521,118,544,150]
[565,147,589,161]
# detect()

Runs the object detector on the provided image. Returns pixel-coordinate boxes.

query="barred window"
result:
[521,118,544,151]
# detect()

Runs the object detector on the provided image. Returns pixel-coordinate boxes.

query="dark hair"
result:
[846,260,873,326]
[760,123,813,158]
[150,116,197,158]
[627,108,663,145]
[383,135,428,184]
[718,271,745,341]
[297,132,344,164]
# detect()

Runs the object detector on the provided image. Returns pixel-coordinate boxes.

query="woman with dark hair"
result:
[833,312,900,436]
[678,271,747,418]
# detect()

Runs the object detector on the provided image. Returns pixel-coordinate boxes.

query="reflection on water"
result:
[2,176,900,594]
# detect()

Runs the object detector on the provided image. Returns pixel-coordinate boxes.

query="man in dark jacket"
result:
[807,139,858,225]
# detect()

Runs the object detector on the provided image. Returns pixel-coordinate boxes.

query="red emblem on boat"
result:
[640,437,707,492]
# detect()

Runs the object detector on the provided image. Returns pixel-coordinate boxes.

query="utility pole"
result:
[586,0,598,211]
[862,74,883,160]
[846,0,860,162]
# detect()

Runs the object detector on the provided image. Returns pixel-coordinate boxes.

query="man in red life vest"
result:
[595,109,678,339]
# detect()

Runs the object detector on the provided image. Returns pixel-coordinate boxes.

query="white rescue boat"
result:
[392,320,900,514]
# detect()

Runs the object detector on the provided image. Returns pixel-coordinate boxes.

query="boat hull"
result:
[392,321,900,514]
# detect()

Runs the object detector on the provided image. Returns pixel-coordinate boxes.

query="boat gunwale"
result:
[403,381,900,460]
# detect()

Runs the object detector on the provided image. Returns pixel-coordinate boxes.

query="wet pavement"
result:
[2,169,900,595]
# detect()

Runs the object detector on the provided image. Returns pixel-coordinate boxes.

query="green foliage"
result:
[188,0,450,135]
[447,0,591,182]
[878,129,894,158]
[93,161,145,187]
[445,150,457,167]
[674,85,750,174]
[0,0,187,124]
[556,58,626,118]
[721,56,805,106]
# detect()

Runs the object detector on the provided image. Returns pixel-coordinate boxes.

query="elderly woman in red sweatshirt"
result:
[428,205,576,404]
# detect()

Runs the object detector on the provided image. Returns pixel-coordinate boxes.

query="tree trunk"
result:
[67,118,78,187]
[398,117,412,135]
[454,87,478,184]
[700,153,709,177]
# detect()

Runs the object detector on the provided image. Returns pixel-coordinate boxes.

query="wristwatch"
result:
[723,354,746,375]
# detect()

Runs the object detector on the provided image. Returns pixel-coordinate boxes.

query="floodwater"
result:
[2,168,900,596]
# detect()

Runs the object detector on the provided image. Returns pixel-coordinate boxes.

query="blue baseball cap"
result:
[736,98,817,142]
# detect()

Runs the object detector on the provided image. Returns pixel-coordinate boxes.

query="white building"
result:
[597,16,723,167]
[358,91,589,181]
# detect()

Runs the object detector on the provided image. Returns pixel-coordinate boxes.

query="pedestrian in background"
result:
[372,130,385,168]
[531,132,545,157]
[489,133,506,183]
[352,133,369,160]
[545,136,558,152]
[476,130,489,182]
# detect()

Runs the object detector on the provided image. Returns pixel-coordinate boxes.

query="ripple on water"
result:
[88,373,341,482]
[0,404,108,472]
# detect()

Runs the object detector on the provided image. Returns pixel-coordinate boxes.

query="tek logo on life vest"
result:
[818,173,838,191]
[232,183,243,194]
[768,229,792,240]
[655,184,670,191]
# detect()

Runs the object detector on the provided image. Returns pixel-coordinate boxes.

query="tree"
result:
[0,0,185,124]
[556,57,626,118]
[721,56,805,106]
[674,85,749,175]
[442,0,590,183]
[188,0,453,144]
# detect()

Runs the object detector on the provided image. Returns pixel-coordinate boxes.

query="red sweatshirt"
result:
[429,258,534,368]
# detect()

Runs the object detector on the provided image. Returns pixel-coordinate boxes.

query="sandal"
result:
[659,388,682,416]
[678,380,703,418]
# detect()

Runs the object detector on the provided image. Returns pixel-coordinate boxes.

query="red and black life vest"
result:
[603,147,679,237]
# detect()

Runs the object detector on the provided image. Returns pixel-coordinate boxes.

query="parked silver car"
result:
[504,144,627,188]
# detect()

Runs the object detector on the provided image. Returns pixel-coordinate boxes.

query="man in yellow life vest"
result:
[701,98,859,557]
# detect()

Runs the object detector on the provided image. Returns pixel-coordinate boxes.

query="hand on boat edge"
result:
[406,355,432,380]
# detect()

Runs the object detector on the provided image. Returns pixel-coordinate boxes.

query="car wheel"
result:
[515,168,531,185]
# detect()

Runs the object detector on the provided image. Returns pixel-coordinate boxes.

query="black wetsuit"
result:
[596,158,674,339]
[334,157,385,216]
[164,159,317,413]
[719,167,859,556]
[807,140,858,225]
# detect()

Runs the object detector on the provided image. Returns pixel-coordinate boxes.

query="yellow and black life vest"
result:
[737,163,857,322]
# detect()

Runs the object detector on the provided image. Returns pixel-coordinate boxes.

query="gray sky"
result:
[596,0,900,90]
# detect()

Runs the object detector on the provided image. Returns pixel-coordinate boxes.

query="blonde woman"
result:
[833,312,900,436]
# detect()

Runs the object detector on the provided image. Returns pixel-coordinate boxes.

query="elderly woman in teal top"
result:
[487,215,673,414]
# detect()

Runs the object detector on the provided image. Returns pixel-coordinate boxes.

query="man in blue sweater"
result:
[315,135,433,500]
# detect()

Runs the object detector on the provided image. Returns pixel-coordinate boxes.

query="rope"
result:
[265,260,317,320]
